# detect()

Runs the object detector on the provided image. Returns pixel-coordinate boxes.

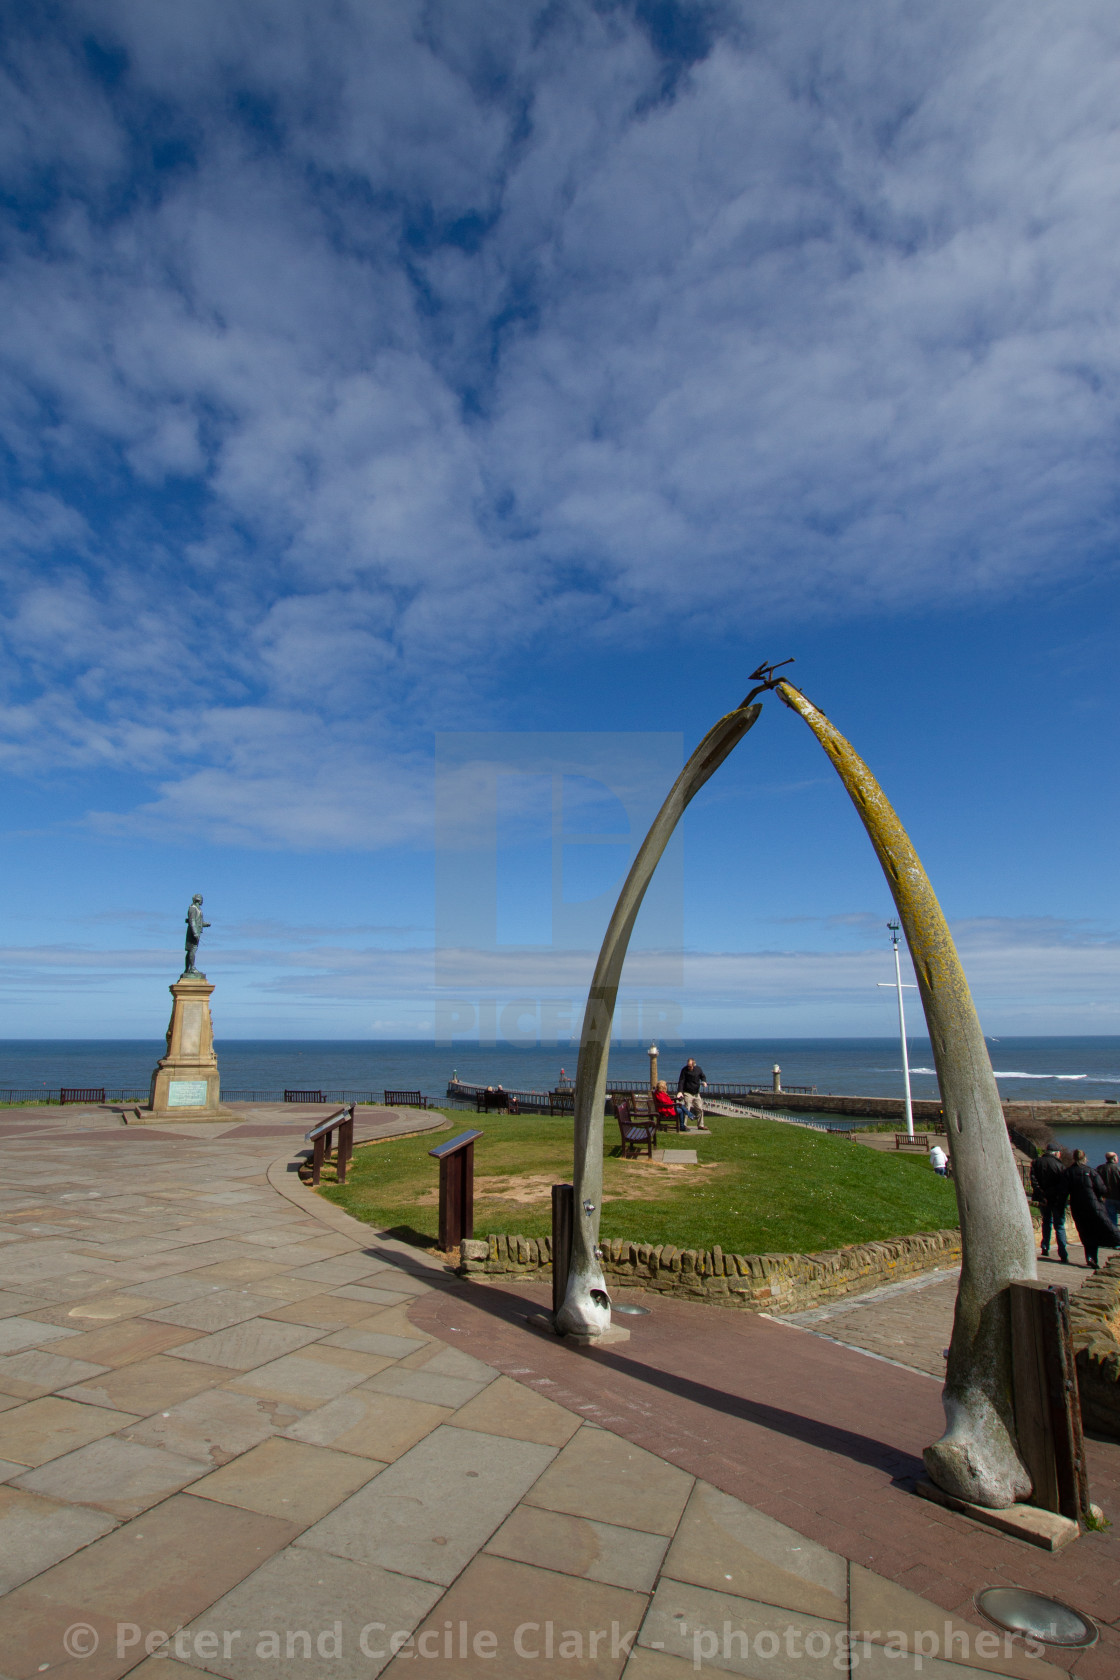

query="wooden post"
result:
[1010,1280,1090,1522]
[552,1184,574,1319]
[311,1133,325,1186]
[428,1130,483,1252]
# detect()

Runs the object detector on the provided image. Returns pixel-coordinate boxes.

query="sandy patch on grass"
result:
[417,1162,725,1207]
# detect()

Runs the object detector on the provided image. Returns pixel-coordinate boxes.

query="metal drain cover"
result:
[611,1302,650,1316]
[976,1588,1097,1648]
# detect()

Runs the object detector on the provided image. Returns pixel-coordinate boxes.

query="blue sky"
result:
[1,0,1118,1043]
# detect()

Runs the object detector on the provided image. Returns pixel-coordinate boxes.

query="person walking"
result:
[676,1057,708,1131]
[1029,1143,1069,1263]
[929,1142,948,1176]
[1064,1149,1120,1269]
[1099,1150,1120,1226]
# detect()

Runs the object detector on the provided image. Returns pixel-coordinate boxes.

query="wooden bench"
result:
[619,1091,675,1130]
[895,1132,931,1150]
[285,1089,325,1103]
[615,1099,656,1159]
[384,1089,429,1109]
[60,1087,105,1105]
[548,1089,574,1114]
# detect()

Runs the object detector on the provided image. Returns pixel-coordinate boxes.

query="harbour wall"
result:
[731,1090,1118,1129]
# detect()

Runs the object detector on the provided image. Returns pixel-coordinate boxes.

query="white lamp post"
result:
[878,920,916,1139]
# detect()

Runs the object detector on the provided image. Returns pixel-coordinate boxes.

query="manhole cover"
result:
[975,1588,1097,1648]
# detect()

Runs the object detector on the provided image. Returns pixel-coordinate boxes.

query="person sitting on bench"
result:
[653,1080,689,1132]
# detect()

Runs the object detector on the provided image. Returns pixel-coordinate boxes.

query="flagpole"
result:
[885,920,914,1138]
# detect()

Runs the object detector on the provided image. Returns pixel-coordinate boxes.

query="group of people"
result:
[1029,1143,1120,1269]
[651,1057,710,1133]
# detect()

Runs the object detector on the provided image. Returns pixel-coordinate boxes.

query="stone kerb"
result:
[459,1226,961,1313]
[1069,1254,1120,1439]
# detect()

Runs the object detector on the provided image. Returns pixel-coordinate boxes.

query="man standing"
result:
[1030,1142,1069,1264]
[1099,1151,1120,1226]
[676,1056,708,1132]
[184,894,211,976]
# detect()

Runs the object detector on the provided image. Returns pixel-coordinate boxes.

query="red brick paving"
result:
[409,1276,1120,1676]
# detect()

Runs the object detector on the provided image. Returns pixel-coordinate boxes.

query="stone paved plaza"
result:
[0,1104,1115,1680]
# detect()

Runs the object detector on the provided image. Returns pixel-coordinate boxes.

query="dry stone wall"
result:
[459,1227,961,1313]
[1070,1255,1120,1440]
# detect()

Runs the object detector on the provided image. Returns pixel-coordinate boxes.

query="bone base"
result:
[916,1480,1080,1551]
[528,1312,631,1345]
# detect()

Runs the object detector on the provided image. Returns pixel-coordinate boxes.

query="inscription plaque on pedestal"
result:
[168,1080,208,1108]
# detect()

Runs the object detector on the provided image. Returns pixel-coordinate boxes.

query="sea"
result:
[4,1033,1120,1146]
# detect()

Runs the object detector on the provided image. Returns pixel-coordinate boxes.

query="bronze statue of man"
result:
[184,895,211,976]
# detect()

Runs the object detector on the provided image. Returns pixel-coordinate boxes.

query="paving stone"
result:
[0,1492,299,1680]
[48,1317,204,1366]
[406,1344,498,1382]
[107,1658,203,1680]
[622,1651,701,1679]
[189,1435,379,1522]
[848,1565,1065,1680]
[122,1275,236,1304]
[0,1396,136,1467]
[295,1424,557,1585]
[290,1255,391,1285]
[36,1290,165,1324]
[357,1302,435,1339]
[389,1551,648,1678]
[328,1284,409,1307]
[59,1354,226,1415]
[182,1259,292,1284]
[260,1294,387,1329]
[525,1426,693,1536]
[282,1388,451,1460]
[662,1481,846,1620]
[230,1346,394,1407]
[0,1348,111,1399]
[319,1327,429,1358]
[145,1290,284,1332]
[486,1504,669,1592]
[178,1540,443,1680]
[120,1388,304,1465]
[0,1485,118,1593]
[165,1318,324,1370]
[359,1365,493,1409]
[451,1374,583,1447]
[639,1579,845,1679]
[14,1435,210,1517]
[0,1316,78,1354]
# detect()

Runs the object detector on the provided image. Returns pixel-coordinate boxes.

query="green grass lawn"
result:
[320,1109,958,1255]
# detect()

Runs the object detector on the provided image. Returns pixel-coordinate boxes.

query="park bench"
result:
[895,1132,931,1150]
[615,1098,656,1159]
[285,1089,324,1103]
[618,1091,673,1130]
[305,1105,354,1185]
[384,1089,429,1108]
[60,1087,105,1105]
[548,1089,574,1114]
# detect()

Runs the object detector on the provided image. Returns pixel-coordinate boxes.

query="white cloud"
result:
[1,0,1118,839]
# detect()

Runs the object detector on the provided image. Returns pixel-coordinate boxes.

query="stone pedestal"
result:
[144,974,236,1122]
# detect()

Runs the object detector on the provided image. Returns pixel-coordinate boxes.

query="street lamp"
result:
[878,920,916,1139]
[648,1042,659,1091]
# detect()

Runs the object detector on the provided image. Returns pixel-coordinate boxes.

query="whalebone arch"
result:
[557,668,1037,1512]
